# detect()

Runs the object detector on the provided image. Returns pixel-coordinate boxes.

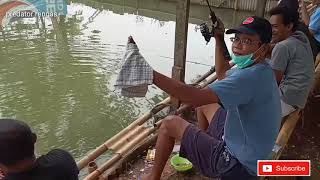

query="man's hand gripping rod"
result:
[200,0,231,60]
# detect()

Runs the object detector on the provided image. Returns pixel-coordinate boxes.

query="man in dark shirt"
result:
[0,119,79,180]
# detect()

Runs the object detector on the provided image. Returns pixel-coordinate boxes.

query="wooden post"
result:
[255,0,267,17]
[172,0,190,108]
[234,0,239,10]
[40,16,45,29]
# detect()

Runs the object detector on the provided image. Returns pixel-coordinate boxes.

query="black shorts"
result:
[180,108,256,180]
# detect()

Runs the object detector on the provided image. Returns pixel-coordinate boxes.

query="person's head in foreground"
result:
[226,16,272,68]
[0,119,79,180]
[269,6,299,43]
[0,118,37,174]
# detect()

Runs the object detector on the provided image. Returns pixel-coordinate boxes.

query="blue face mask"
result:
[231,53,254,69]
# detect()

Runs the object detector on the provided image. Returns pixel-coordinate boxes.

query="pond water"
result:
[0,0,252,173]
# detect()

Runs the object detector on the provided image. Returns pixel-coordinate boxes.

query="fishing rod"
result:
[200,0,231,60]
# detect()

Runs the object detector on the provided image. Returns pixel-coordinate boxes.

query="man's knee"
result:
[159,115,189,140]
[197,104,220,122]
[196,106,204,117]
[196,104,211,117]
[159,119,171,136]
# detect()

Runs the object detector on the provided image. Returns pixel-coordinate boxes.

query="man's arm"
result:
[273,69,284,85]
[299,0,320,35]
[153,71,220,106]
[309,8,320,37]
[266,43,276,59]
[270,44,289,85]
[215,36,231,80]
[300,0,310,25]
[152,19,230,106]
[213,19,231,80]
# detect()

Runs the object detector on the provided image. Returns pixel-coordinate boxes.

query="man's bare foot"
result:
[128,36,136,44]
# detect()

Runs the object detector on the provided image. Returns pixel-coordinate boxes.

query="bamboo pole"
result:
[172,0,190,82]
[204,62,235,85]
[109,126,146,151]
[100,135,158,180]
[234,0,239,11]
[84,154,122,180]
[88,161,98,173]
[78,145,108,170]
[77,100,169,169]
[171,0,190,109]
[272,110,301,160]
[117,127,157,155]
[255,0,267,17]
[193,61,233,86]
[194,66,215,84]
[84,123,160,180]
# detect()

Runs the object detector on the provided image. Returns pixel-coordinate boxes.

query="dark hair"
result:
[269,6,299,31]
[0,119,36,166]
[278,0,299,13]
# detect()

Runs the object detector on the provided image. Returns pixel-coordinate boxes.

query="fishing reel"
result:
[200,23,214,44]
[200,0,231,59]
[200,11,219,44]
[200,23,213,44]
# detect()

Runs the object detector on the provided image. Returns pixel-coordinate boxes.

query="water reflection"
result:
[0,0,252,163]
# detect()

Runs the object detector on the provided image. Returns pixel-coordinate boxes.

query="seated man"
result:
[141,16,281,180]
[269,6,314,117]
[0,119,79,180]
[300,0,320,58]
[277,0,320,60]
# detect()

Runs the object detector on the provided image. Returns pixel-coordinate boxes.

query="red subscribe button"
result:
[257,160,310,176]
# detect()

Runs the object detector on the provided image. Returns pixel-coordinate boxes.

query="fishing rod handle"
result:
[222,38,231,60]
[209,12,230,61]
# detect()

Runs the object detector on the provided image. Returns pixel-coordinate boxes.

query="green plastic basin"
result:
[170,154,193,172]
